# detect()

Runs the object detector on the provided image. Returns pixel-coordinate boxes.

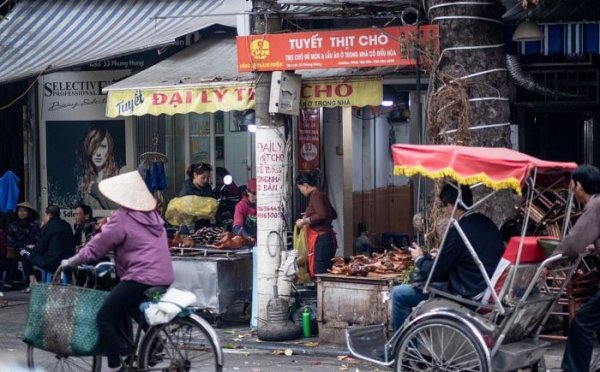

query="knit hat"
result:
[98,171,156,212]
[16,201,38,219]
[246,178,257,193]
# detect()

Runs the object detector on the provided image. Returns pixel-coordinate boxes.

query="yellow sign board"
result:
[300,77,382,109]
[105,77,382,117]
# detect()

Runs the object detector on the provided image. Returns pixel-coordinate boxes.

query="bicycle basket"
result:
[22,283,109,356]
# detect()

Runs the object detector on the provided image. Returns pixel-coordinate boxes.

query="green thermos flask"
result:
[302,306,311,338]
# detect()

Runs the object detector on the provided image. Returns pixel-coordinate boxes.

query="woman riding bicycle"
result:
[61,170,174,372]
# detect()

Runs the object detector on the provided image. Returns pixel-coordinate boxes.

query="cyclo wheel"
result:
[394,317,490,372]
[26,344,102,372]
[138,314,222,371]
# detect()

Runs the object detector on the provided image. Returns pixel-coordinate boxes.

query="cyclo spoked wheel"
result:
[394,318,489,372]
[26,344,102,372]
[138,315,222,371]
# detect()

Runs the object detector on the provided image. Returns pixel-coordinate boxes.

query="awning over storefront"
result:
[104,35,385,117]
[0,0,249,84]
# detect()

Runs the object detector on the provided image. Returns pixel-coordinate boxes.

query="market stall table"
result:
[171,247,252,326]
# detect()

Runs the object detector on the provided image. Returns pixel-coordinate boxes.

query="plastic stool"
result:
[43,271,68,284]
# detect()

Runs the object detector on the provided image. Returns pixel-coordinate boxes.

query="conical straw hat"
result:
[16,201,39,219]
[98,171,156,212]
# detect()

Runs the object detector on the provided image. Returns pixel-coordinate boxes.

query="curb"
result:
[217,327,351,358]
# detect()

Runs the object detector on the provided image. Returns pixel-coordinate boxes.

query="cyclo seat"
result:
[478,236,552,312]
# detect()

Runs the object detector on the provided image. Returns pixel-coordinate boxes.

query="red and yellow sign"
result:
[236,25,439,72]
[300,77,381,108]
[105,84,255,118]
[105,77,382,117]
[297,109,320,171]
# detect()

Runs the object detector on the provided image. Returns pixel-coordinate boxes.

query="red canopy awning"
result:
[391,144,577,195]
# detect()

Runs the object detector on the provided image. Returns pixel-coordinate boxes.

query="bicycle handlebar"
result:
[77,262,116,279]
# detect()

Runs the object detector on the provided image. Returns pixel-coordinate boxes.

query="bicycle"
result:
[26,262,224,371]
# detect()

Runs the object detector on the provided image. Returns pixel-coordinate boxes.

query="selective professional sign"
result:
[236,25,439,72]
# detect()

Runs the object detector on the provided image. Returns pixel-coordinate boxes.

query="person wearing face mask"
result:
[232,178,257,239]
[179,162,217,229]
[77,126,121,210]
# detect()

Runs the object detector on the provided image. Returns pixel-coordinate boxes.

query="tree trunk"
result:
[425,0,517,228]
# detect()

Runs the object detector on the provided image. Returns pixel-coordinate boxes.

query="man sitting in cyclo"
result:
[61,171,174,372]
[391,184,505,332]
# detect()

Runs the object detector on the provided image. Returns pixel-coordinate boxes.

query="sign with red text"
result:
[300,77,381,108]
[297,109,320,171]
[236,25,439,71]
[255,126,287,225]
[105,77,382,117]
[105,83,255,118]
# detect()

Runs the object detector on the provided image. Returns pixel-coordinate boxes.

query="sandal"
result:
[21,287,31,293]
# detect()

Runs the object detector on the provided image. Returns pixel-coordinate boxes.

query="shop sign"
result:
[39,71,132,217]
[255,127,286,220]
[105,83,255,118]
[236,25,439,72]
[42,70,130,121]
[297,109,320,172]
[300,77,381,108]
[106,77,381,117]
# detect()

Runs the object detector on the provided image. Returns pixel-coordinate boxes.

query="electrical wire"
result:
[431,15,503,24]
[416,0,512,224]
[440,122,511,135]
[0,66,50,111]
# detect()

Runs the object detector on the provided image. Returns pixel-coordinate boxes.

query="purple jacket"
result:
[75,208,174,286]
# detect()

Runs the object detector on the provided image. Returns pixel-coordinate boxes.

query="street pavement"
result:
[0,289,568,371]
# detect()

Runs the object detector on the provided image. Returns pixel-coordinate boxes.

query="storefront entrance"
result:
[519,109,599,166]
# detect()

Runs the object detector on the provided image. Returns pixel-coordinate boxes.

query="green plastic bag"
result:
[165,195,219,227]
[23,283,109,356]
[294,226,310,284]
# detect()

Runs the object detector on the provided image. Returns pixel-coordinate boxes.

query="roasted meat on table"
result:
[327,248,412,276]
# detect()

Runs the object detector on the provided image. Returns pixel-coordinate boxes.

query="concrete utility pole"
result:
[252,0,290,328]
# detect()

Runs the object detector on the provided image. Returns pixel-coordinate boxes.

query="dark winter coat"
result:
[7,218,39,250]
[30,216,76,273]
[178,179,216,198]
[416,212,504,300]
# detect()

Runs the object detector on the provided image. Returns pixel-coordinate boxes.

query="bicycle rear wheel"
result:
[138,315,222,371]
[26,345,102,372]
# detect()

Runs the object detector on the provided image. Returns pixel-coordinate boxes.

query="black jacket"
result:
[178,179,216,198]
[417,212,504,299]
[74,219,97,246]
[30,217,76,273]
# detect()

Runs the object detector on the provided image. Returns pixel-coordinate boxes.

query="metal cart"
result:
[171,247,252,326]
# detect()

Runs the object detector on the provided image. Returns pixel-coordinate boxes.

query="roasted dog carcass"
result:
[327,248,412,277]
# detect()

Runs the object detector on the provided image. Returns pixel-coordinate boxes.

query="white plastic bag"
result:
[141,288,197,326]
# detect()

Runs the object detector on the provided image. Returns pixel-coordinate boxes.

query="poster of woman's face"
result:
[46,120,125,209]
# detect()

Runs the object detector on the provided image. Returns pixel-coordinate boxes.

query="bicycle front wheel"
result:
[138,315,222,371]
[26,344,102,372]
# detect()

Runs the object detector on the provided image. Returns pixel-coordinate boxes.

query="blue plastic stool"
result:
[43,271,68,284]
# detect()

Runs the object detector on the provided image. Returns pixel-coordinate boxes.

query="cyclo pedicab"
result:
[346,144,582,372]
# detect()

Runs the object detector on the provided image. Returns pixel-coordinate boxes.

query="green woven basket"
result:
[23,283,109,356]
